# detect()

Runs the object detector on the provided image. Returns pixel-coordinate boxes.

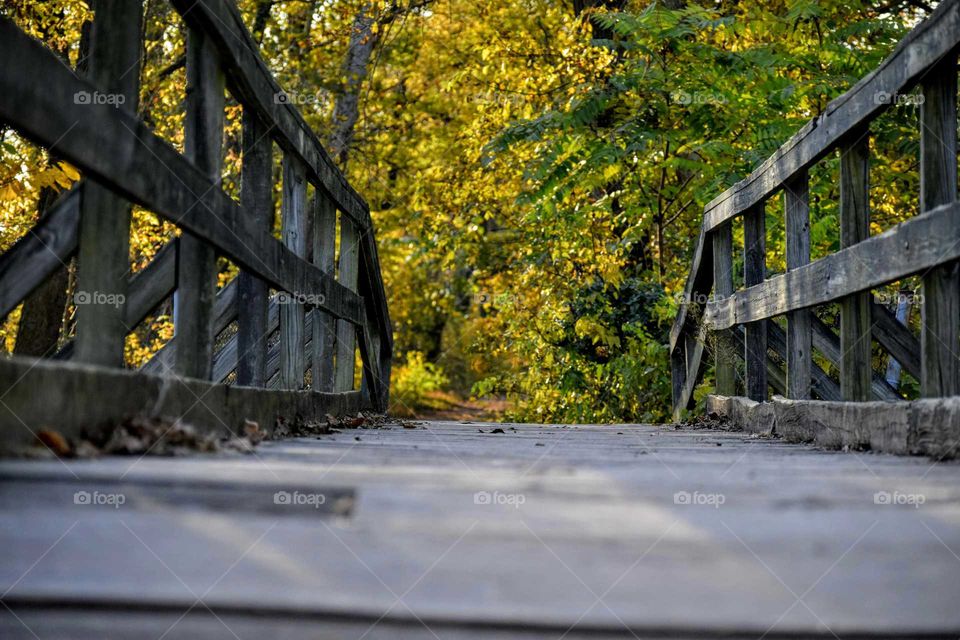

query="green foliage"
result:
[390,351,451,414]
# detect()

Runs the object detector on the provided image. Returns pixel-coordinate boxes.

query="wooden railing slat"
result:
[839,131,872,401]
[920,54,960,398]
[312,193,338,392]
[280,154,308,390]
[73,0,142,367]
[742,203,767,401]
[335,216,360,392]
[712,223,736,396]
[784,170,812,399]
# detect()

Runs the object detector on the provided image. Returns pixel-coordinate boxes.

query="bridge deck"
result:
[2,421,959,638]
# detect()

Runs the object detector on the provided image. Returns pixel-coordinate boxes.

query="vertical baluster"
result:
[312,192,337,392]
[712,222,736,396]
[743,202,767,401]
[174,25,224,379]
[785,169,811,399]
[280,154,307,389]
[840,130,872,401]
[920,54,959,398]
[335,216,360,392]
[74,0,142,367]
[236,111,273,387]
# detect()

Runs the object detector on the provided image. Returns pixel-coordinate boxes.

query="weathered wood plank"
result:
[73,0,142,367]
[166,0,369,233]
[236,111,273,387]
[0,186,80,321]
[335,216,361,392]
[839,131,872,401]
[742,203,767,401]
[730,324,786,397]
[784,170,811,399]
[312,193,338,392]
[872,297,920,381]
[174,26,224,380]
[768,320,841,402]
[705,201,960,331]
[712,223,735,396]
[280,155,308,390]
[669,227,712,351]
[701,0,960,233]
[919,54,960,398]
[0,19,363,327]
[810,317,900,402]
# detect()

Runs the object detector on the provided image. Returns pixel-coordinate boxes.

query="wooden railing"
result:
[0,0,392,413]
[671,0,960,420]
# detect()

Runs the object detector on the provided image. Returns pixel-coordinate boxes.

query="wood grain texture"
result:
[236,111,273,387]
[312,193,338,392]
[280,155,308,390]
[742,203,767,401]
[73,0,142,367]
[919,54,960,398]
[839,131,872,401]
[335,216,360,392]
[704,201,960,330]
[0,19,364,327]
[712,222,736,396]
[785,170,811,399]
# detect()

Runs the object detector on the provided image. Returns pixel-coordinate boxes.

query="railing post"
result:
[335,216,360,392]
[742,202,767,401]
[920,54,959,398]
[712,222,736,396]
[175,25,224,379]
[840,129,872,401]
[785,169,812,399]
[74,0,142,367]
[312,192,338,392]
[280,154,307,390]
[236,111,273,387]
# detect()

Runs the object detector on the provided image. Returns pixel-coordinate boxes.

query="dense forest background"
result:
[0,0,935,422]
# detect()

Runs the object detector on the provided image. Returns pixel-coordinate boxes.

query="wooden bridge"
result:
[1,0,959,638]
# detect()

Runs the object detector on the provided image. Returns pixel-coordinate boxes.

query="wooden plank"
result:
[125,240,177,330]
[236,111,273,387]
[810,317,900,401]
[0,186,80,321]
[701,0,960,233]
[669,227,712,351]
[871,298,920,381]
[173,25,224,380]
[335,216,361,392]
[785,170,811,399]
[166,0,370,233]
[280,155,308,390]
[742,203,767,401]
[73,0,142,367]
[919,54,960,398]
[730,324,786,397]
[141,279,238,376]
[767,320,841,402]
[712,222,736,396]
[676,323,709,416]
[705,200,960,331]
[0,19,364,327]
[312,193,338,392]
[839,131,872,401]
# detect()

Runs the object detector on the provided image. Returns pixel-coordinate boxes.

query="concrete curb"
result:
[705,394,960,459]
[0,355,362,451]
